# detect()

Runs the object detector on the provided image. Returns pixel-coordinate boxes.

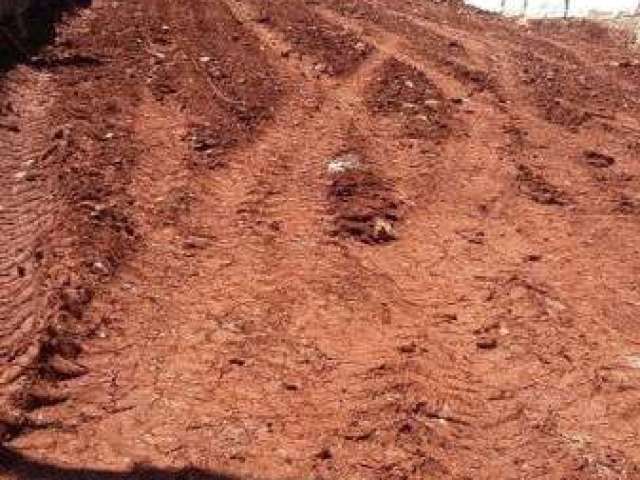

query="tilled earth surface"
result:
[2,1,640,479]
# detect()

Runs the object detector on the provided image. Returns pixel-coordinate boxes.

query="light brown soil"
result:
[2,1,640,479]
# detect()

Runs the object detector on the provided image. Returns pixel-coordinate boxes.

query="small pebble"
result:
[91,261,110,275]
[316,448,332,460]
[398,342,417,354]
[183,236,209,249]
[283,382,299,391]
[15,171,36,181]
[477,337,497,350]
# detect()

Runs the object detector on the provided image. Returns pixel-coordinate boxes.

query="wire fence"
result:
[465,0,640,18]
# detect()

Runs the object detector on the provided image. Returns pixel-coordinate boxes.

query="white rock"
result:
[91,261,110,275]
[327,153,361,174]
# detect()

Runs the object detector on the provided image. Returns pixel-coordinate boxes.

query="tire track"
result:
[314,5,470,99]
[5,1,640,479]
[0,69,55,431]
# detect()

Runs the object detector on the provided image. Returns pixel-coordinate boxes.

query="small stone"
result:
[183,236,209,249]
[355,41,367,53]
[476,337,497,350]
[199,56,211,63]
[89,204,108,219]
[314,62,328,73]
[91,261,111,275]
[372,218,397,242]
[398,342,417,354]
[344,425,375,441]
[583,150,615,168]
[316,448,332,460]
[327,152,361,174]
[15,171,36,181]
[438,313,458,323]
[626,355,640,369]
[283,381,300,391]
[229,452,245,462]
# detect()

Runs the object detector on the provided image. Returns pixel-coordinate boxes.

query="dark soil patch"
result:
[0,0,147,438]
[142,0,283,167]
[583,150,615,168]
[322,0,498,93]
[446,59,495,92]
[516,164,568,206]
[366,58,452,142]
[327,159,402,244]
[517,50,639,128]
[324,0,468,64]
[246,0,372,75]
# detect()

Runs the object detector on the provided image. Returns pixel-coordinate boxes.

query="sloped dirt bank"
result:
[3,1,640,479]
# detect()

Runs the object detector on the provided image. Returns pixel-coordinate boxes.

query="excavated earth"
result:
[2,0,640,478]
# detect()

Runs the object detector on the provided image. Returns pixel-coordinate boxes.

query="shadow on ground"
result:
[0,446,245,480]
[0,0,92,72]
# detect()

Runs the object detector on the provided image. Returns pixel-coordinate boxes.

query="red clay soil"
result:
[2,0,640,479]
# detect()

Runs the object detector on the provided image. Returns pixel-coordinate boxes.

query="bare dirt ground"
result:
[2,0,640,478]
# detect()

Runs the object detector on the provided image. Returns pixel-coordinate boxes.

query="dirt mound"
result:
[143,0,284,167]
[3,0,640,479]
[244,0,372,75]
[327,154,402,243]
[366,58,453,141]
